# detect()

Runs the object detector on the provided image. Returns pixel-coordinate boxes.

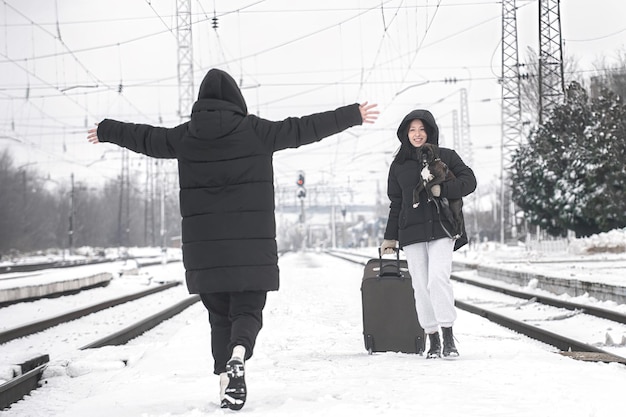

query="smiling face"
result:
[407,119,427,148]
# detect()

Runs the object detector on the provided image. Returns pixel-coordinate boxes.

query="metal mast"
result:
[451,110,459,151]
[176,0,194,120]
[500,0,523,243]
[118,149,130,248]
[538,0,565,124]
[154,0,194,257]
[459,88,473,168]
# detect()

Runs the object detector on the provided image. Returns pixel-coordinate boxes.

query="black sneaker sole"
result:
[223,359,246,411]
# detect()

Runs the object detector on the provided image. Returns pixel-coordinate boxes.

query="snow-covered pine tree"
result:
[512,82,626,237]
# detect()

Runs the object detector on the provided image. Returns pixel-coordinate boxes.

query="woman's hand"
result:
[87,123,100,144]
[359,102,379,124]
[380,239,397,255]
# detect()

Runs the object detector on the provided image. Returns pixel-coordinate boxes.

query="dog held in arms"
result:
[412,143,464,239]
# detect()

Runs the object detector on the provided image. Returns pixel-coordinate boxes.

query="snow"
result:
[0,252,185,333]
[2,242,626,417]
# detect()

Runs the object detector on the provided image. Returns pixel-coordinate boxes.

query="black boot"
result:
[427,332,441,359]
[442,327,459,357]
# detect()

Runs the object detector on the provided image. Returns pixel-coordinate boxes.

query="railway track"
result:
[0,268,199,410]
[324,249,626,365]
[0,281,181,345]
[5,250,625,410]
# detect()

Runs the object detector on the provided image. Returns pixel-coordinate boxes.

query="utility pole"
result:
[538,0,565,124]
[159,160,167,263]
[69,173,75,256]
[177,0,194,121]
[458,88,477,244]
[296,172,307,249]
[144,158,156,246]
[459,88,473,168]
[500,0,523,244]
[117,148,130,251]
[151,0,194,262]
[451,110,459,151]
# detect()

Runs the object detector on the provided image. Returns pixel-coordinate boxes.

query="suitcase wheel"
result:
[364,334,374,354]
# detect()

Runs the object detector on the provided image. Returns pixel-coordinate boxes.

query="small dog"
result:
[412,143,464,239]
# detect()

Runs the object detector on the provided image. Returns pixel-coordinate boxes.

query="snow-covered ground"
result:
[1,245,625,417]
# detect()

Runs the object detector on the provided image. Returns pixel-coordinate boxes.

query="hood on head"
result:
[197,68,248,114]
[396,109,439,147]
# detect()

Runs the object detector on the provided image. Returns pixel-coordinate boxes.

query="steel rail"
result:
[1,294,200,409]
[0,281,181,344]
[454,299,626,363]
[324,249,626,364]
[80,295,201,349]
[324,250,626,325]
[450,273,626,324]
[0,355,49,410]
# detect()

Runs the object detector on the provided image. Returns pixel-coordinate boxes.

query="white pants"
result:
[404,238,456,334]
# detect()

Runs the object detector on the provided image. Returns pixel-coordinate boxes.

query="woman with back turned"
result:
[88,68,379,410]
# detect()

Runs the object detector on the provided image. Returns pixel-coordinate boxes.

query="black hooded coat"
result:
[383,109,476,250]
[97,69,363,293]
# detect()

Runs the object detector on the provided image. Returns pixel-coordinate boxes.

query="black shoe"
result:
[222,359,246,410]
[442,327,459,357]
[427,332,441,359]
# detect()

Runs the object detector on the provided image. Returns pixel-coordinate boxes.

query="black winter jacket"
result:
[97,69,363,293]
[383,109,476,250]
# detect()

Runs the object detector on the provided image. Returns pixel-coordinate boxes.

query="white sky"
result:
[1,0,625,206]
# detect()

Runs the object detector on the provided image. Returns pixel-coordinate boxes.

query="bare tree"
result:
[519,47,583,128]
[590,48,626,99]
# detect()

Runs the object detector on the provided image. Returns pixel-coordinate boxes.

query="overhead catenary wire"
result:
[3,1,157,125]
[0,0,530,109]
[2,0,624,193]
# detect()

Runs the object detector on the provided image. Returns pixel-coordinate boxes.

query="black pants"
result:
[200,291,267,375]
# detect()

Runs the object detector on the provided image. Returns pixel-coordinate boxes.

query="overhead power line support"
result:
[451,110,459,151]
[459,88,473,168]
[176,0,194,121]
[500,0,523,244]
[118,149,130,249]
[538,0,565,124]
[144,158,156,247]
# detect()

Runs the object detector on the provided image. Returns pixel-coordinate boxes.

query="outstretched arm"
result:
[87,119,184,159]
[256,102,378,152]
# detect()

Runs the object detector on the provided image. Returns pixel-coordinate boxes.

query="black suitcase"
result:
[361,249,425,354]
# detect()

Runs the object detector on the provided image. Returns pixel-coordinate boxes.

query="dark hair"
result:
[393,143,414,164]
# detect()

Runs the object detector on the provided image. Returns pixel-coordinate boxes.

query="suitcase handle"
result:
[377,247,402,277]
